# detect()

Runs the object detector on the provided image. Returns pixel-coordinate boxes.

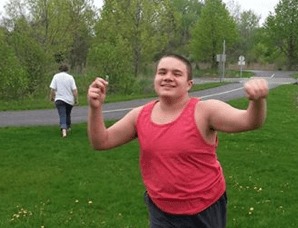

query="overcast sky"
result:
[223,0,279,24]
[1,0,280,24]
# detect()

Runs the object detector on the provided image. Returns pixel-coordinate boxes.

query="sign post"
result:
[216,40,226,82]
[238,55,245,77]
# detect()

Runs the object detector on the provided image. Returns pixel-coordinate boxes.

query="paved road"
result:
[0,71,296,128]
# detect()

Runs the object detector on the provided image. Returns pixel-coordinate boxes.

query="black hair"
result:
[156,54,193,80]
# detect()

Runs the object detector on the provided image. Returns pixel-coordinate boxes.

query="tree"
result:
[264,0,298,70]
[0,0,97,98]
[190,0,238,68]
[66,0,97,73]
[235,10,261,63]
[88,0,136,94]
[88,0,183,93]
[4,0,96,70]
[3,13,48,94]
[0,28,30,99]
[167,0,203,55]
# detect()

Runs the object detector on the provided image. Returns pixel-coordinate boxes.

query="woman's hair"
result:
[58,64,69,72]
[156,54,193,80]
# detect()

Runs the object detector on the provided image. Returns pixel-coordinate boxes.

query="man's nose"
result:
[164,72,174,80]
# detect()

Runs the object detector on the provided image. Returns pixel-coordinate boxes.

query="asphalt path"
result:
[0,70,296,128]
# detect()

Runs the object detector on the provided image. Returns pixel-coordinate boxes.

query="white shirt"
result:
[49,72,77,105]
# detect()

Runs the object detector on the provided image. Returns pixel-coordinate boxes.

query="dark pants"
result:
[144,192,227,228]
[55,100,73,130]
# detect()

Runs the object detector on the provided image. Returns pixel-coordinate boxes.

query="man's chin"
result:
[158,92,176,99]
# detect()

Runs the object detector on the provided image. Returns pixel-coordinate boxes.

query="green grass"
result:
[0,84,297,227]
[0,123,147,227]
[195,69,254,78]
[0,82,227,111]
[292,72,298,79]
[221,84,298,227]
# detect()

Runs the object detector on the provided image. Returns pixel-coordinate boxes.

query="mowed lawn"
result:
[0,84,297,227]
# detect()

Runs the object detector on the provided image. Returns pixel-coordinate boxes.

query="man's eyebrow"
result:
[172,69,183,73]
[157,68,167,72]
[158,68,182,72]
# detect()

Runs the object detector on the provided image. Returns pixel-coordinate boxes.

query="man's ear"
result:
[187,80,193,91]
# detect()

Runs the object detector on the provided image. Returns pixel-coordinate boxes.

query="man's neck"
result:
[158,95,190,112]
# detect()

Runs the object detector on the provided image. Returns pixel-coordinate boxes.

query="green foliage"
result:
[87,41,134,94]
[26,0,96,64]
[190,0,238,68]
[169,0,203,54]
[0,30,30,99]
[8,18,48,94]
[1,0,297,101]
[234,10,261,62]
[88,0,181,93]
[0,0,97,98]
[88,0,137,94]
[264,0,298,70]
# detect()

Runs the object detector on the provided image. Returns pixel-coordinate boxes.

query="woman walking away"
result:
[50,63,78,137]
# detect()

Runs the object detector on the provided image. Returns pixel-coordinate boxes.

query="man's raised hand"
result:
[88,77,109,108]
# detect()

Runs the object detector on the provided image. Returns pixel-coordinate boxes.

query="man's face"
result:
[154,57,192,98]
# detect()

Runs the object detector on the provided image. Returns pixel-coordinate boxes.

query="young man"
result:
[87,54,268,227]
[50,64,78,137]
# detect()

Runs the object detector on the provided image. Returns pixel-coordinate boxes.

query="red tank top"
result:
[136,97,226,215]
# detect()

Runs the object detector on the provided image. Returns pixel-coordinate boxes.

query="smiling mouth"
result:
[161,84,175,88]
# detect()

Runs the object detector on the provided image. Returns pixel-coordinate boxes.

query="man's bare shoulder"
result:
[197,99,224,109]
[125,105,145,122]
[196,99,232,119]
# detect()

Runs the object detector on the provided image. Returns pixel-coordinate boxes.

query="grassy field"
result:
[0,84,297,227]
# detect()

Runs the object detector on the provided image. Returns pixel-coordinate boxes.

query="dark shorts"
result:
[144,192,227,228]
